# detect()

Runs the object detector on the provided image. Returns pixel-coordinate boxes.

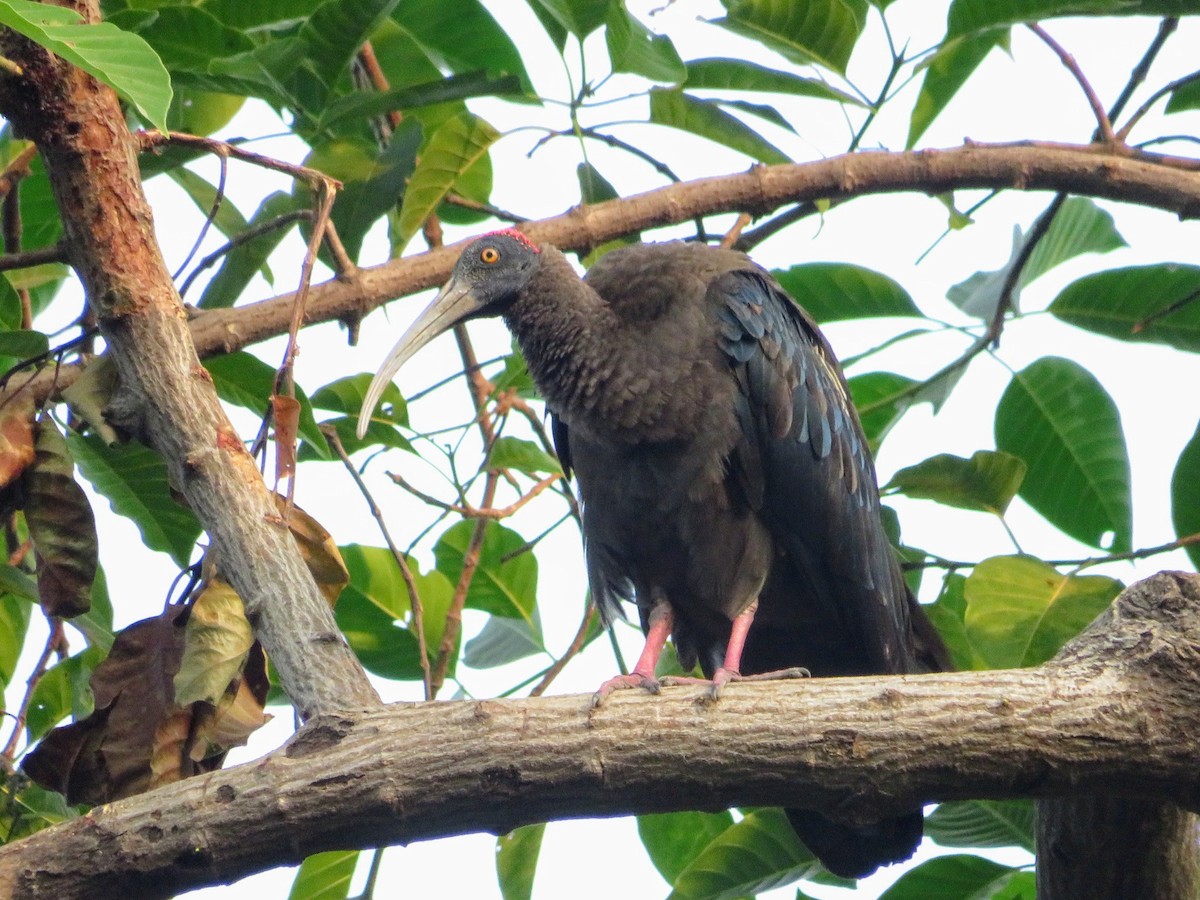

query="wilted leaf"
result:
[0,391,34,488]
[273,394,300,479]
[462,612,544,668]
[23,417,98,618]
[61,355,120,444]
[23,606,187,804]
[174,580,253,707]
[279,499,349,605]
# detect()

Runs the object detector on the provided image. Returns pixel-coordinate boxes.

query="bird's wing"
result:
[714,268,915,674]
[550,412,572,479]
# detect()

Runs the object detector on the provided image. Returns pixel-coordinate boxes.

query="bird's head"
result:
[356,230,541,438]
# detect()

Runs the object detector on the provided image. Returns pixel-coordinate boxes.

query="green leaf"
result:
[315,73,521,133]
[879,854,1031,900]
[0,565,36,601]
[669,808,833,899]
[305,373,412,458]
[577,161,619,205]
[288,850,359,900]
[923,574,986,671]
[203,351,328,458]
[393,0,533,93]
[335,583,423,680]
[926,800,1036,853]
[884,450,1026,515]
[606,2,686,83]
[847,371,919,452]
[907,29,1007,148]
[1049,264,1200,352]
[395,112,499,251]
[298,0,401,93]
[946,0,1191,39]
[0,329,48,358]
[531,0,610,37]
[638,810,735,884]
[773,263,920,322]
[195,191,301,307]
[2,781,83,842]
[462,612,544,668]
[117,6,252,79]
[947,226,1023,320]
[685,57,862,105]
[0,0,172,132]
[71,566,115,652]
[166,89,245,137]
[1171,420,1200,569]
[434,521,538,624]
[488,436,562,476]
[1022,197,1126,285]
[25,645,103,742]
[713,0,866,75]
[1166,75,1200,113]
[303,122,421,261]
[648,88,790,165]
[495,823,545,900]
[995,357,1131,552]
[963,555,1121,668]
[68,434,202,567]
[0,593,30,689]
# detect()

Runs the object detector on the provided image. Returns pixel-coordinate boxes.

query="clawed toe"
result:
[591,672,661,707]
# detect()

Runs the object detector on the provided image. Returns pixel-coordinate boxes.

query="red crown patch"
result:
[488,228,540,253]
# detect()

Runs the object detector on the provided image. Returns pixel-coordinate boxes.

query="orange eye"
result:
[480,247,500,264]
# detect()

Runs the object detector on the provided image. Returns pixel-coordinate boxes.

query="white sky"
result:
[8,1,1200,898]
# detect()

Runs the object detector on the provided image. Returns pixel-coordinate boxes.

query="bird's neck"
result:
[502,246,616,417]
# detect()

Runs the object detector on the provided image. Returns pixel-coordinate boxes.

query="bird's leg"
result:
[591,601,673,706]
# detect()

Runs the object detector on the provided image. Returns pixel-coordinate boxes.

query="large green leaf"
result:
[713,0,866,75]
[1049,264,1200,352]
[1023,197,1126,285]
[926,800,1036,852]
[25,645,104,742]
[335,583,423,680]
[488,436,562,476]
[995,357,1131,552]
[638,810,735,884]
[669,808,834,900]
[495,823,545,900]
[773,263,920,322]
[884,450,1026,516]
[115,5,252,79]
[288,850,359,900]
[963,555,1121,668]
[923,574,986,671]
[69,435,202,567]
[879,854,1032,900]
[531,0,609,37]
[648,88,789,164]
[462,612,544,668]
[685,58,862,105]
[0,593,30,689]
[393,0,533,93]
[946,0,1194,39]
[197,191,305,307]
[302,372,412,459]
[395,112,499,251]
[606,2,686,83]
[0,0,171,131]
[907,29,1007,147]
[848,371,920,452]
[297,0,401,93]
[434,521,538,624]
[315,73,521,134]
[1170,420,1200,569]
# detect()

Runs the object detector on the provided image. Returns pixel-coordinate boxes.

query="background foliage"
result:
[1,0,1199,897]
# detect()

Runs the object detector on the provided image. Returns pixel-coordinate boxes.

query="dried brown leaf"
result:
[0,392,35,488]
[23,417,98,617]
[274,496,349,605]
[272,394,300,478]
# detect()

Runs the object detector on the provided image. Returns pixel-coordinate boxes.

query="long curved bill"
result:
[356,277,484,439]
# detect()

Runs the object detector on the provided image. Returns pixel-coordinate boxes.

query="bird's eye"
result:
[480,247,500,264]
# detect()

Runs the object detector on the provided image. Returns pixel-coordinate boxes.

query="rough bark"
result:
[0,3,379,719]
[1,572,1198,899]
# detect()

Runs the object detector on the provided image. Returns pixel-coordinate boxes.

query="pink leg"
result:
[592,602,673,706]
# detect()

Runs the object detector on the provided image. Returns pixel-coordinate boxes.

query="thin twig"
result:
[324,425,432,700]
[173,150,229,281]
[1,619,65,762]
[0,243,67,273]
[1026,23,1116,143]
[0,143,36,200]
[442,193,529,223]
[137,132,343,190]
[734,201,824,252]
[388,470,560,519]
[177,210,311,299]
[1116,67,1200,143]
[529,602,597,697]
[904,531,1200,574]
[988,192,1067,344]
[719,213,752,249]
[1108,17,1179,127]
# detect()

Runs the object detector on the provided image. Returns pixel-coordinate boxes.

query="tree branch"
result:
[2,572,1199,899]
[0,2,379,719]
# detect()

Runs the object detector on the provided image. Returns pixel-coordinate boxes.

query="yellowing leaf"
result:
[174,580,253,707]
[278,496,349,605]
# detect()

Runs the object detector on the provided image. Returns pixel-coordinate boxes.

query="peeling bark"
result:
[0,3,380,719]
[1,573,1199,898]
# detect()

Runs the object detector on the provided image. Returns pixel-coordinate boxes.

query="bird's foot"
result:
[591,671,661,707]
[679,665,811,703]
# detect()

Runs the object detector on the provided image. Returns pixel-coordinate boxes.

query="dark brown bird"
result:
[358,231,949,879]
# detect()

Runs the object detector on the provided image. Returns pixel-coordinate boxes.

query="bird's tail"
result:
[784,807,924,880]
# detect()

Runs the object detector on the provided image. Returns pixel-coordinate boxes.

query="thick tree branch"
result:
[0,4,379,719]
[1,573,1198,899]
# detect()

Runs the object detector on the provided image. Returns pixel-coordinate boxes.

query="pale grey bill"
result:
[356,279,481,439]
